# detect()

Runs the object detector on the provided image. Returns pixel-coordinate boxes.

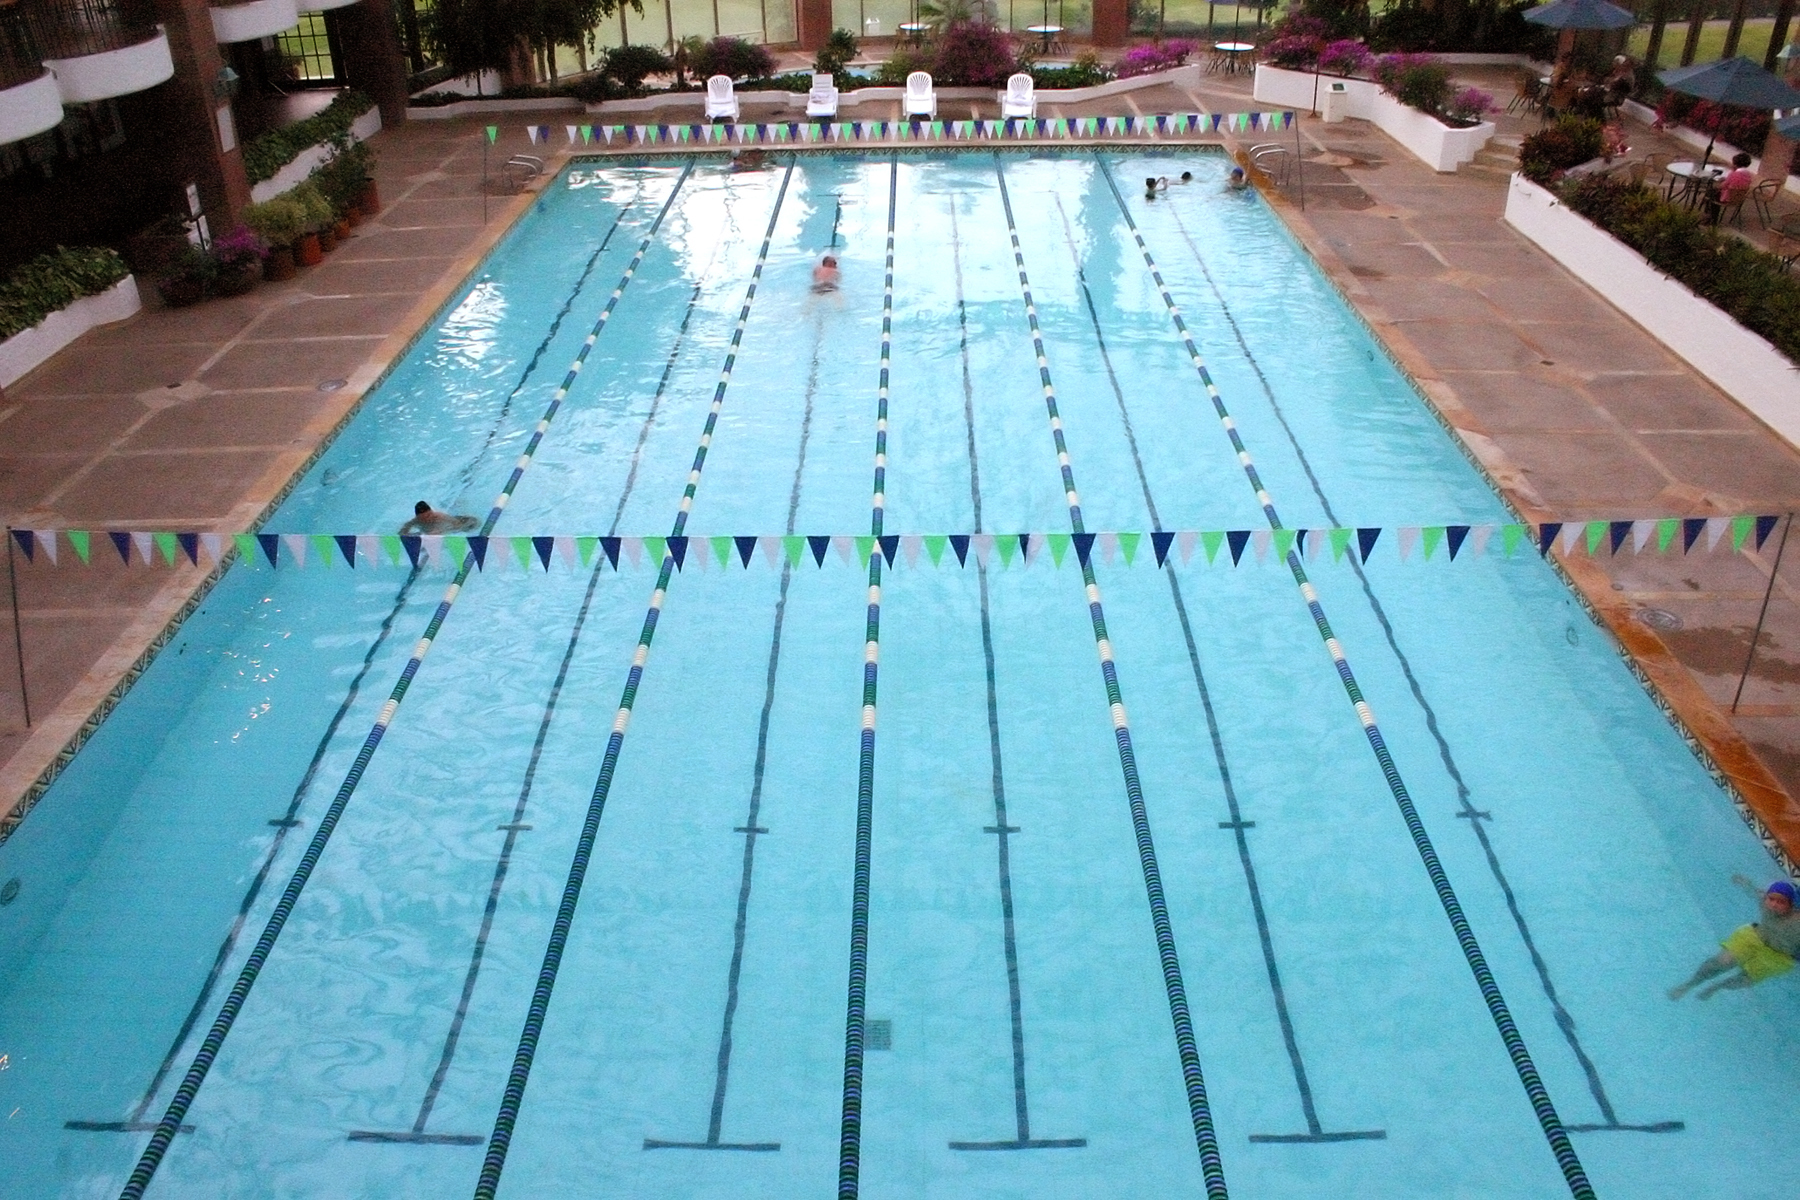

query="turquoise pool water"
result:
[1,150,1795,1198]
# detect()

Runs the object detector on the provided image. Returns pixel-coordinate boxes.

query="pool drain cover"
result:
[318,378,347,392]
[867,1019,892,1051]
[1636,607,1682,631]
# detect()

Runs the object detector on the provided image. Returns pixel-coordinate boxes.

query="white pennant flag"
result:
[1023,534,1042,565]
[281,534,306,568]
[623,537,642,568]
[690,539,707,571]
[131,531,152,566]
[1098,531,1117,565]
[972,533,994,565]
[566,125,578,144]
[201,533,224,565]
[833,535,853,565]
[1178,530,1197,564]
[760,536,781,568]
[419,534,443,566]
[556,536,576,568]
[1252,529,1270,563]
[902,535,922,568]
[1705,517,1730,551]
[357,535,379,568]
[1396,527,1418,561]
[34,529,56,566]
[1561,523,1585,555]
[1633,519,1657,552]
[1470,525,1495,558]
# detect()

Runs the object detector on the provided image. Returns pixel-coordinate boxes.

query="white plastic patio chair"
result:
[904,71,937,118]
[999,72,1035,119]
[806,72,839,118]
[705,74,739,121]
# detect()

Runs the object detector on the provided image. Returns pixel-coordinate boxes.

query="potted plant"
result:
[156,245,214,308]
[209,226,267,296]
[293,182,334,261]
[241,197,306,280]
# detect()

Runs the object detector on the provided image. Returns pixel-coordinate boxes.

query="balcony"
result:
[0,0,173,107]
[209,0,297,44]
[294,0,357,12]
[0,66,61,144]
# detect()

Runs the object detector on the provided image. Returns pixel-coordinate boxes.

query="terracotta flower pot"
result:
[345,206,364,227]
[357,179,381,216]
[265,245,297,281]
[333,218,351,242]
[317,226,337,253]
[212,260,260,297]
[297,233,323,266]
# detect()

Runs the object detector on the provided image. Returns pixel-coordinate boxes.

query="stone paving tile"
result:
[1437,368,1612,432]
[120,392,338,451]
[51,449,291,522]
[298,256,461,295]
[1582,373,1763,432]
[1488,432,1674,508]
[1357,278,1504,321]
[197,336,385,391]
[331,226,484,261]
[0,453,89,512]
[0,394,151,450]
[16,341,219,397]
[1635,432,1800,506]
[239,294,421,340]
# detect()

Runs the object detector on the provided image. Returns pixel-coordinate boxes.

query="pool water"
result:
[2,151,1796,1199]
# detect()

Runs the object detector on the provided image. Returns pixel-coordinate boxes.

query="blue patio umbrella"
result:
[1660,56,1800,166]
[1523,0,1636,30]
[1771,111,1800,139]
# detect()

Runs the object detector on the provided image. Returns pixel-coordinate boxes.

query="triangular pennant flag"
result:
[1560,523,1584,554]
[233,533,256,565]
[355,535,378,568]
[282,534,307,568]
[780,536,802,567]
[1470,525,1494,558]
[1119,532,1140,565]
[154,532,180,566]
[1419,526,1442,560]
[1704,517,1730,551]
[1357,528,1380,562]
[1756,514,1781,550]
[689,537,707,571]
[1202,530,1225,563]
[903,535,922,567]
[996,535,1016,567]
[109,530,131,565]
[397,534,420,567]
[1047,532,1069,566]
[641,536,664,568]
[1731,514,1753,552]
[1098,532,1117,566]
[308,534,334,567]
[735,535,758,567]
[808,535,830,566]
[855,536,875,567]
[1227,530,1251,565]
[1152,530,1175,566]
[1330,527,1352,562]
[251,532,277,567]
[67,529,90,563]
[1446,525,1469,560]
[950,534,970,566]
[1584,521,1607,555]
[1609,521,1633,554]
[879,535,899,566]
[972,534,994,566]
[1682,517,1706,552]
[533,536,555,570]
[711,535,731,568]
[466,535,489,570]
[1633,520,1657,552]
[421,534,445,567]
[1538,523,1561,556]
[32,529,57,565]
[666,535,688,569]
[1178,530,1196,563]
[556,536,576,569]
[760,536,780,568]
[1502,524,1526,556]
[833,535,853,565]
[8,529,32,561]
[574,536,596,568]
[485,125,498,143]
[1073,532,1096,566]
[1271,528,1294,563]
[1397,527,1418,561]
[596,536,618,569]
[621,537,642,568]
[1251,529,1271,563]
[334,534,356,567]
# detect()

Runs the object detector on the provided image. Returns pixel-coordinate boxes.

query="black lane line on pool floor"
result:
[117,162,700,1200]
[1161,202,1681,1138]
[1050,194,1382,1148]
[347,209,731,1150]
[1096,155,1594,1200]
[836,151,897,1200]
[642,304,827,1155]
[475,158,797,1200]
[993,155,1229,1199]
[944,197,1085,1155]
[67,189,646,1143]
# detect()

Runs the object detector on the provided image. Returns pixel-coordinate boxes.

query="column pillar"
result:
[337,0,409,125]
[798,0,832,51]
[150,0,250,231]
[1093,0,1128,47]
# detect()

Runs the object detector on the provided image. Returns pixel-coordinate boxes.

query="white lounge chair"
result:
[999,72,1036,119]
[806,72,839,118]
[904,71,936,118]
[705,74,739,121]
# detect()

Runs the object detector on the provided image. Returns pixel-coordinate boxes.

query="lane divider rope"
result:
[473,157,797,1200]
[117,160,698,1200]
[1095,154,1595,1200]
[837,152,897,1200]
[993,153,1229,1200]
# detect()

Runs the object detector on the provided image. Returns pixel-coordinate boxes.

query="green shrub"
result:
[241,90,375,184]
[814,27,859,81]
[290,181,336,233]
[240,197,308,248]
[1031,54,1113,89]
[875,47,929,85]
[1518,115,1603,183]
[1560,173,1800,366]
[0,246,130,340]
[603,44,674,92]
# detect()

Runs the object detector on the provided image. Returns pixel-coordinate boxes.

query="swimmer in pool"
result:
[1145,175,1168,198]
[1227,167,1249,191]
[399,501,479,535]
[1670,876,1800,999]
[812,254,840,293]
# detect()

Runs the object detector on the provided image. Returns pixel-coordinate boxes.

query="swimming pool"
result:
[2,149,1795,1198]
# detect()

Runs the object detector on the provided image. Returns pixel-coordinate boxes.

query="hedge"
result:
[0,246,130,341]
[241,90,375,184]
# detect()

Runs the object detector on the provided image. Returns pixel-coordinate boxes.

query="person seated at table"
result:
[1604,55,1636,102]
[1707,152,1757,223]
[1546,57,1592,115]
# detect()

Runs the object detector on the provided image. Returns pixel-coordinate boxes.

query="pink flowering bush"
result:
[1114,38,1199,78]
[1264,33,1325,68]
[1444,85,1493,124]
[1317,39,1373,76]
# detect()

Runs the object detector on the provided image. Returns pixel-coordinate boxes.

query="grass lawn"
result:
[1628,17,1784,69]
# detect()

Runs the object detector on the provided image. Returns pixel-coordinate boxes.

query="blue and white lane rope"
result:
[473,158,797,1200]
[1095,156,1594,1200]
[118,161,697,1200]
[992,155,1229,1200]
[837,153,897,1200]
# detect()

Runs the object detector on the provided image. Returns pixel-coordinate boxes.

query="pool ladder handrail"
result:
[1248,143,1291,186]
[502,153,545,191]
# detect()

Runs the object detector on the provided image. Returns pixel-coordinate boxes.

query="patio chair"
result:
[904,71,937,118]
[1770,225,1800,272]
[1623,158,1651,187]
[1506,72,1543,115]
[1750,178,1781,228]
[806,72,839,119]
[999,73,1036,119]
[705,74,739,121]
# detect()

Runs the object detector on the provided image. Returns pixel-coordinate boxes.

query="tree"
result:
[424,0,638,88]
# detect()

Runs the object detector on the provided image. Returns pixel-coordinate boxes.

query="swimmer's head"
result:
[823,255,837,266]
[1181,171,1193,181]
[1768,880,1797,911]
[1230,167,1245,179]
[1146,176,1157,189]
[414,501,432,516]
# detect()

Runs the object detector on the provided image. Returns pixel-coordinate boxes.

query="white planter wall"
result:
[0,276,141,389]
[1253,63,1494,172]
[249,106,383,203]
[1504,174,1800,448]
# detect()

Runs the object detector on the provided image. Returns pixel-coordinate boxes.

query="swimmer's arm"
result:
[1732,874,1763,900]
[398,519,423,536]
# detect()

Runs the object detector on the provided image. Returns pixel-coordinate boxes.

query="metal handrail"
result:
[0,0,159,67]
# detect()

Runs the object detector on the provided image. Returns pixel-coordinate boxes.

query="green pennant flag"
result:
[311,533,336,566]
[855,536,875,566]
[580,123,593,142]
[1119,532,1140,565]
[645,536,667,565]
[996,536,1017,567]
[1330,527,1352,561]
[446,537,468,569]
[485,125,498,143]
[783,535,805,566]
[1420,526,1443,560]
[232,533,255,564]
[712,535,732,567]
[67,529,90,563]
[377,534,400,566]
[1585,520,1607,554]
[1271,528,1294,562]
[925,534,947,565]
[1047,532,1069,566]
[1502,523,1526,556]
[151,531,176,565]
[577,536,597,567]
[1657,518,1678,552]
[512,536,533,569]
[1732,514,1753,551]
[1202,530,1225,563]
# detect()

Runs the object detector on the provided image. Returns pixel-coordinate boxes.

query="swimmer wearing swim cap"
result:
[1670,875,1800,999]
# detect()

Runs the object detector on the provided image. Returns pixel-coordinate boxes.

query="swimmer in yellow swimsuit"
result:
[1670,876,1800,1000]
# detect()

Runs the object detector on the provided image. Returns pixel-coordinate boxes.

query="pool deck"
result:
[3,67,1799,861]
